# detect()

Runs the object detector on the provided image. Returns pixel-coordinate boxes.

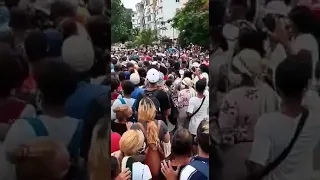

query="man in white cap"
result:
[134,68,175,132]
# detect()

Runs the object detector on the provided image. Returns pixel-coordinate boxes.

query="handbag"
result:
[247,108,309,180]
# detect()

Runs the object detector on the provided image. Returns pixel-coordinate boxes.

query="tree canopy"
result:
[172,0,209,48]
[111,0,133,43]
[135,29,158,46]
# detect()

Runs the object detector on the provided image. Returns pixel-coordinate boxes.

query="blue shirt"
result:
[131,87,144,99]
[179,156,209,180]
[66,82,108,120]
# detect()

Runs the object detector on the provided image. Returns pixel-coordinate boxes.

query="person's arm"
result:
[158,91,171,117]
[0,124,11,142]
[186,98,195,117]
[247,115,271,177]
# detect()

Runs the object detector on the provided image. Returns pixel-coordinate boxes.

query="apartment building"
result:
[135,0,189,39]
[132,11,140,29]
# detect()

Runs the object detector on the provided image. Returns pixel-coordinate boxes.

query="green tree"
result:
[111,0,132,43]
[135,29,158,46]
[171,0,209,48]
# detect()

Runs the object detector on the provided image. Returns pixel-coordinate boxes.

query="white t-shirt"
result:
[249,109,320,180]
[1,115,80,180]
[131,162,152,180]
[187,96,209,135]
[20,104,36,119]
[292,34,319,86]
[111,97,136,120]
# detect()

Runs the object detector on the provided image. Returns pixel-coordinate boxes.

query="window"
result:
[176,0,179,2]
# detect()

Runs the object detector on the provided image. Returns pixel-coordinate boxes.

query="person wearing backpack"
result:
[2,60,82,180]
[111,80,135,120]
[135,68,173,131]
[161,120,209,180]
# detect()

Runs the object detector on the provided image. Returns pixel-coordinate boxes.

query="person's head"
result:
[118,72,126,82]
[288,5,318,37]
[57,17,78,39]
[138,97,159,149]
[180,77,193,90]
[199,64,209,74]
[110,76,120,92]
[114,106,132,122]
[45,29,63,58]
[275,54,311,103]
[196,120,209,155]
[159,65,168,76]
[195,79,206,93]
[119,129,145,156]
[170,127,193,158]
[0,43,24,98]
[88,0,105,15]
[127,62,135,71]
[9,7,30,31]
[229,0,248,20]
[231,48,264,87]
[122,80,135,96]
[165,78,173,89]
[24,31,48,63]
[238,30,265,57]
[130,73,140,86]
[34,60,77,108]
[86,15,110,49]
[50,0,77,24]
[14,138,70,180]
[146,68,160,87]
[62,35,94,80]
[137,67,147,78]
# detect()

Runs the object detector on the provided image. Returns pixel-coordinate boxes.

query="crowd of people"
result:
[110,47,210,180]
[211,0,320,180]
[0,0,111,180]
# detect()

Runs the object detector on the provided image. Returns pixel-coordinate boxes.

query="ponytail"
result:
[146,121,160,150]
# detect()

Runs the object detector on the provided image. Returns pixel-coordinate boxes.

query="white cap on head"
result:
[146,68,160,83]
[265,1,289,16]
[130,73,140,85]
[62,35,94,72]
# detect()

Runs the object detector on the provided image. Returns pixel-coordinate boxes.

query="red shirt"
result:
[111,131,121,153]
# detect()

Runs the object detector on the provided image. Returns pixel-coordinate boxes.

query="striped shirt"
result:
[179,157,209,180]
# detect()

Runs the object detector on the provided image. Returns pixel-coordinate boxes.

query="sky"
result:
[122,0,141,9]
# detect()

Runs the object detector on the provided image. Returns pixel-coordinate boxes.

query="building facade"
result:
[134,0,189,39]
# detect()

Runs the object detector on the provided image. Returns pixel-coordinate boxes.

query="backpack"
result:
[0,98,26,124]
[143,90,163,120]
[138,121,165,180]
[118,98,137,122]
[189,158,209,179]
[25,117,83,179]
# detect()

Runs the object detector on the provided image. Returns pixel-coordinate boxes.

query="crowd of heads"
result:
[110,45,211,179]
[0,0,111,180]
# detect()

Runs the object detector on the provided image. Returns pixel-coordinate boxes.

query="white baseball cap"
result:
[146,68,160,83]
[265,1,289,16]
[130,73,140,85]
[62,35,94,72]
